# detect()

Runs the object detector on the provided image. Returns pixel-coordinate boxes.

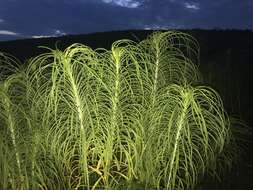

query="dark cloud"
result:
[0,0,252,41]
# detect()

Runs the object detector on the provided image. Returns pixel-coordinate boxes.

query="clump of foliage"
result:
[0,31,249,190]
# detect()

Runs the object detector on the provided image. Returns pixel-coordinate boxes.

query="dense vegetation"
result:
[0,31,251,190]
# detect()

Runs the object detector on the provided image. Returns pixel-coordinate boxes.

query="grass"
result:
[0,31,250,190]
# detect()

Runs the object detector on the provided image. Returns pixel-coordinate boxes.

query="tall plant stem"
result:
[166,91,190,189]
[103,48,121,188]
[3,95,22,180]
[152,45,160,102]
[64,61,90,189]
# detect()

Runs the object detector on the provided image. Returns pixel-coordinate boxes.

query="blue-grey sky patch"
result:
[101,0,144,8]
[32,29,66,39]
[0,0,252,41]
[184,2,200,11]
[0,30,19,35]
[144,23,184,30]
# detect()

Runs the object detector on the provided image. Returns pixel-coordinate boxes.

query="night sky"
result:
[0,0,252,41]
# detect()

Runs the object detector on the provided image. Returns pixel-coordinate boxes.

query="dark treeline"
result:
[0,29,253,65]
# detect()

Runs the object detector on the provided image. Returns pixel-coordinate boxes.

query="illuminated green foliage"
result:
[0,31,248,190]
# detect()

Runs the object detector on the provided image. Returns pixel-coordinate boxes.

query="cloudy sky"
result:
[0,0,252,41]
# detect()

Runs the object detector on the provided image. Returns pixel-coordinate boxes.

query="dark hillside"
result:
[0,30,152,62]
[0,29,253,64]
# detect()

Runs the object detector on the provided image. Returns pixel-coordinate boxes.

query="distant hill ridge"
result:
[0,29,252,65]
